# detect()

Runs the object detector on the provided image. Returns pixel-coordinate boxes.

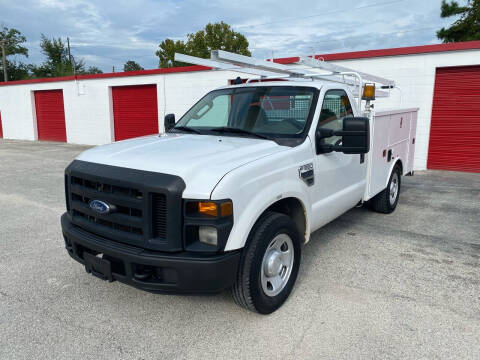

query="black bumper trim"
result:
[61,214,241,294]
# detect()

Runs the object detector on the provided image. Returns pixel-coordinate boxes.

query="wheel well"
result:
[263,197,307,242]
[394,159,403,174]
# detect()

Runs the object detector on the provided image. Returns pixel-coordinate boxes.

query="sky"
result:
[0,0,461,73]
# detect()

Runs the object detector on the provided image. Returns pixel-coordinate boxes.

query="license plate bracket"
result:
[84,252,114,282]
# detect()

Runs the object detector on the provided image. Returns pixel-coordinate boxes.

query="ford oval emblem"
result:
[89,200,111,214]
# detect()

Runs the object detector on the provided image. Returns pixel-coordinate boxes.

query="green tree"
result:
[0,26,28,56]
[4,60,30,81]
[437,0,480,42]
[0,26,29,81]
[156,22,251,68]
[156,39,189,68]
[30,34,86,78]
[123,60,144,71]
[86,66,103,74]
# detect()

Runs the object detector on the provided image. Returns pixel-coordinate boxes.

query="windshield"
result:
[173,86,318,144]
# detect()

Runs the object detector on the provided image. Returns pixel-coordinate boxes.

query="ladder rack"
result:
[174,50,396,102]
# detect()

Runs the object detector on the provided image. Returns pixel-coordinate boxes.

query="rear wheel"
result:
[370,165,401,213]
[232,212,301,314]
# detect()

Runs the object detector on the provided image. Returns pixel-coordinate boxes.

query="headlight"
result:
[184,199,234,252]
[199,226,218,246]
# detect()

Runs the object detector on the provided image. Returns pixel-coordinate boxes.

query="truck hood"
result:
[76,133,288,198]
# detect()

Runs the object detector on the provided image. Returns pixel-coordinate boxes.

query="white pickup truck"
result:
[61,53,417,314]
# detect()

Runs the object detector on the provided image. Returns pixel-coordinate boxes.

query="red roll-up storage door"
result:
[428,65,480,173]
[112,84,158,141]
[34,90,67,142]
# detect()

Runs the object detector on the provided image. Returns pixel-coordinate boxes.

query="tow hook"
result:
[133,265,153,281]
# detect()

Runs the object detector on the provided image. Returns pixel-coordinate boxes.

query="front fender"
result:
[210,139,314,252]
[217,178,311,251]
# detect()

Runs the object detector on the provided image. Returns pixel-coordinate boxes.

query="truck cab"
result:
[62,77,416,314]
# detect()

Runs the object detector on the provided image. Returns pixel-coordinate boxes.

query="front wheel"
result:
[370,165,401,213]
[232,212,301,314]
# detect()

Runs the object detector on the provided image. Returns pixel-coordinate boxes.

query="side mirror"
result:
[316,117,370,155]
[341,117,370,154]
[164,113,175,132]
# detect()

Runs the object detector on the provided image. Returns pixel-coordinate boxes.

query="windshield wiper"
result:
[170,126,202,134]
[210,127,272,141]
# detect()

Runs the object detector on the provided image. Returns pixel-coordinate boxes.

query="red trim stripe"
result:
[275,40,480,64]
[0,65,210,87]
[0,111,3,138]
[1,41,480,86]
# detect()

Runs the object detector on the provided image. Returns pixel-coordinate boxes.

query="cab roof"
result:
[216,79,349,91]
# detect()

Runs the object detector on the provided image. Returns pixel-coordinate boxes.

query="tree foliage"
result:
[156,39,189,68]
[123,60,144,71]
[0,26,28,57]
[0,26,30,81]
[30,34,86,78]
[437,0,480,42]
[4,60,30,81]
[0,27,104,80]
[86,66,103,74]
[156,22,251,68]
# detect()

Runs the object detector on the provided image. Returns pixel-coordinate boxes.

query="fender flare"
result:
[223,179,311,251]
[383,158,404,189]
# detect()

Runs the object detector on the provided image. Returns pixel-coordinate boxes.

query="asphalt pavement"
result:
[1,139,479,359]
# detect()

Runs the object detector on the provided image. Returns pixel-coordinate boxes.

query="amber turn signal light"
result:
[198,201,218,217]
[362,83,376,101]
[194,200,233,217]
[220,201,233,217]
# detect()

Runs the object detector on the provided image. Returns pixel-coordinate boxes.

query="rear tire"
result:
[370,165,401,214]
[232,212,301,314]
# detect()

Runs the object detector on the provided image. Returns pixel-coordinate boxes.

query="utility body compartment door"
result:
[365,108,418,200]
[309,89,367,231]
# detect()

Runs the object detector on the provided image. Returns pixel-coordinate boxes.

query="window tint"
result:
[249,93,314,135]
[259,95,311,123]
[318,89,353,145]
[187,94,229,127]
[176,86,317,139]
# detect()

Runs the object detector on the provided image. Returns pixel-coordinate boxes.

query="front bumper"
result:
[61,213,241,294]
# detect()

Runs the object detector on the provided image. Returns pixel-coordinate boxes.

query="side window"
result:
[318,90,353,145]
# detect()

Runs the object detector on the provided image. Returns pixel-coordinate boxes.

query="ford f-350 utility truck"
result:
[61,51,418,314]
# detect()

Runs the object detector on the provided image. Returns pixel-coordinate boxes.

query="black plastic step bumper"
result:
[61,213,241,294]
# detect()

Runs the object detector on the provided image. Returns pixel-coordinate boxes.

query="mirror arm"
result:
[321,144,333,153]
[316,129,334,139]
[319,144,368,154]
[317,129,367,139]
[317,144,340,153]
[333,130,367,136]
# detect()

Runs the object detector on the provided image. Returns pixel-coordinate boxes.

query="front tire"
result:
[232,212,301,314]
[370,164,401,213]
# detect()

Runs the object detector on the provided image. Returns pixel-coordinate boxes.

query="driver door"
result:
[309,89,367,230]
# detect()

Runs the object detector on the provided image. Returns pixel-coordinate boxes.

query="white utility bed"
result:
[365,107,418,200]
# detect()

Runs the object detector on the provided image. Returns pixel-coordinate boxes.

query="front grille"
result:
[71,176,144,200]
[72,210,143,235]
[65,160,185,252]
[69,175,147,241]
[152,193,167,238]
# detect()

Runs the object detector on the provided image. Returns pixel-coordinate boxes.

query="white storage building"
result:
[0,41,479,173]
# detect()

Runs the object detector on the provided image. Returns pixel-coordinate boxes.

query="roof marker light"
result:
[362,83,376,101]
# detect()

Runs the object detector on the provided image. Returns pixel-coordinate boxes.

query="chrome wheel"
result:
[389,172,399,206]
[260,234,294,297]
